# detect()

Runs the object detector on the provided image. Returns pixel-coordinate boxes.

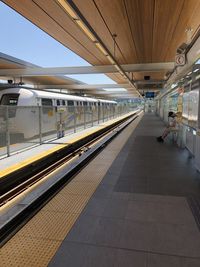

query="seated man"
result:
[157,111,177,143]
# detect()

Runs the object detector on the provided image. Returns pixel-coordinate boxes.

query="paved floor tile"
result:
[115,249,147,267]
[92,217,124,247]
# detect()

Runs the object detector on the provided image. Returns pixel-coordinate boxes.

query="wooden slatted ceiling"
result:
[73,0,138,64]
[133,71,167,81]
[85,0,200,63]
[2,0,200,85]
[2,0,122,83]
[164,0,200,61]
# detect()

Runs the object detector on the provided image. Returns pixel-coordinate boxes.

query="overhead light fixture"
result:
[57,0,139,95]
[176,43,188,54]
[95,42,108,56]
[106,55,115,64]
[76,20,96,42]
[193,68,199,73]
[57,0,96,42]
[57,0,79,20]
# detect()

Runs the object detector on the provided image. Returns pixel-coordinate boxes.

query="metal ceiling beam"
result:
[37,83,132,90]
[89,91,137,95]
[0,62,174,77]
[135,80,165,84]
[138,88,162,91]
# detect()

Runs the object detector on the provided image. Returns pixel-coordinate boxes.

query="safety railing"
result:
[0,105,136,158]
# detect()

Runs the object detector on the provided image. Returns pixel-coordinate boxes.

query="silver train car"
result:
[0,87,117,138]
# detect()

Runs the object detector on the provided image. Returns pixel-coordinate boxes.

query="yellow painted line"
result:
[0,112,135,178]
[0,113,143,267]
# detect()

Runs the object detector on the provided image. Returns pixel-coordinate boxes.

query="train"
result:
[0,87,117,139]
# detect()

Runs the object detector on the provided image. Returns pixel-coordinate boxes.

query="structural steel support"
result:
[37,83,132,90]
[0,62,174,77]
[135,80,165,84]
[90,91,137,95]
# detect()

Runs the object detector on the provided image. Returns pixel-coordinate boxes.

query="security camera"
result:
[176,43,187,54]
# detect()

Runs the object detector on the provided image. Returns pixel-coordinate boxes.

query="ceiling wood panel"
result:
[92,0,138,64]
[2,0,200,88]
[73,0,127,63]
[164,0,200,61]
[152,0,185,62]
[124,0,155,63]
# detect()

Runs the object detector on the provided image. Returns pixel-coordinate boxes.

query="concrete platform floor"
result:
[49,113,200,267]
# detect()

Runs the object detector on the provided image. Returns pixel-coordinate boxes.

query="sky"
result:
[0,1,116,85]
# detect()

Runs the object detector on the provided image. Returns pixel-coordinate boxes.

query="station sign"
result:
[145,92,155,98]
[175,54,186,66]
[57,107,67,113]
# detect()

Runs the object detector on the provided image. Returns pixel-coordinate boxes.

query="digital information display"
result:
[145,92,155,98]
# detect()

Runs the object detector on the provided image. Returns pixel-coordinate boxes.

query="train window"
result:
[67,100,74,106]
[83,101,87,106]
[56,100,60,106]
[41,98,53,106]
[0,94,19,106]
[62,100,65,105]
[41,98,53,114]
[67,100,74,112]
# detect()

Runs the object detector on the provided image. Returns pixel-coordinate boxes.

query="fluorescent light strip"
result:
[57,1,138,94]
[106,55,115,64]
[57,0,79,20]
[76,20,96,42]
[95,42,108,56]
[193,68,199,73]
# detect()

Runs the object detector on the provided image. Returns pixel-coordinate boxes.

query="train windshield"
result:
[0,93,19,105]
[0,94,19,118]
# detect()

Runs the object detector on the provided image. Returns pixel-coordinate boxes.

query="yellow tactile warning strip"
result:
[0,113,143,267]
[0,112,136,179]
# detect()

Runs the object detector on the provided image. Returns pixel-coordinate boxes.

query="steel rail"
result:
[0,111,140,246]
[0,115,133,206]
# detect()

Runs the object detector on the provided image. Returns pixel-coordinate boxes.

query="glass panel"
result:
[8,106,40,154]
[75,105,84,131]
[64,106,76,135]
[41,106,57,142]
[92,104,98,126]
[0,106,7,157]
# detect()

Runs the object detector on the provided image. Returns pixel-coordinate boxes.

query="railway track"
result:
[0,111,140,246]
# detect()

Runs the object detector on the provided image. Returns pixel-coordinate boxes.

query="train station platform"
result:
[1,113,200,267]
[49,113,200,266]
